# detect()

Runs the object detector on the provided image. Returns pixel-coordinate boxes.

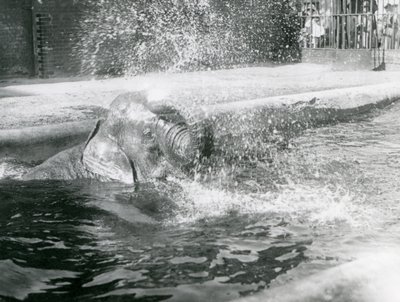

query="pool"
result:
[1,102,400,301]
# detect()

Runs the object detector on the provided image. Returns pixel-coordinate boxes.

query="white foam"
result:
[0,159,29,180]
[168,177,377,228]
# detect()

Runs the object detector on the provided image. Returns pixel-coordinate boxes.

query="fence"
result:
[300,0,400,50]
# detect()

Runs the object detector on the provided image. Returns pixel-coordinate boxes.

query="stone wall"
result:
[385,50,400,71]
[0,0,34,77]
[302,48,400,71]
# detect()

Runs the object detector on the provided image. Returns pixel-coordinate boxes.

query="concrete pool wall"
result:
[1,81,400,164]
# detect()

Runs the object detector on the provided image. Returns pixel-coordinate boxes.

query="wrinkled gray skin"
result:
[23,91,211,184]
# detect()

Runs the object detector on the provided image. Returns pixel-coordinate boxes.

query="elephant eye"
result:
[143,128,153,139]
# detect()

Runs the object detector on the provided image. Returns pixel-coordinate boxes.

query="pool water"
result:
[2,103,400,302]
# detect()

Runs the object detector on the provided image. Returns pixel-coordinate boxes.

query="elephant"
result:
[23,85,390,183]
[23,91,213,184]
[20,90,324,184]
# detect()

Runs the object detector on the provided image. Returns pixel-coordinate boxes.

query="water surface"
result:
[1,103,400,301]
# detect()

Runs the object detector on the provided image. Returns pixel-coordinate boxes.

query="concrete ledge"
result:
[1,83,400,163]
[302,48,374,70]
[205,82,400,114]
[0,120,96,162]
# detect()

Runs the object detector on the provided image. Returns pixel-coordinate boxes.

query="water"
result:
[76,0,299,76]
[2,103,400,301]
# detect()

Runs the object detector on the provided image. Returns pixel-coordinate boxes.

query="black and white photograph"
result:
[1,0,400,301]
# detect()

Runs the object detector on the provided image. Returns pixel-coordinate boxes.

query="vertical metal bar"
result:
[333,15,336,48]
[322,16,325,48]
[333,0,337,48]
[383,0,387,50]
[361,13,364,48]
[331,0,334,48]
[388,12,394,49]
[369,0,373,49]
[341,0,344,48]
[346,16,352,48]
[344,0,348,48]
[321,1,325,49]
[332,15,334,48]
[365,12,368,49]
[393,3,397,49]
[389,0,393,49]
[327,14,330,48]
[397,5,400,49]
[337,0,340,47]
[337,0,340,48]
[343,0,347,48]
[329,0,334,48]
[353,13,356,49]
[342,17,346,48]
[337,15,340,48]
[370,13,373,49]
[354,14,358,48]
[311,0,314,48]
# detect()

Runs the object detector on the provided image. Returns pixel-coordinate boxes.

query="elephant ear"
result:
[82,130,137,184]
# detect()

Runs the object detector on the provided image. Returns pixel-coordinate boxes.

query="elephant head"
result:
[82,91,213,184]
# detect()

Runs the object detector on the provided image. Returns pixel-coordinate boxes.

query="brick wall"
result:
[0,0,84,78]
[0,0,34,78]
[33,0,84,77]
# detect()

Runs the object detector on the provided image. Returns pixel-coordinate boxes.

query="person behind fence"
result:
[383,3,399,49]
[357,0,378,48]
[300,3,316,48]
[304,16,325,48]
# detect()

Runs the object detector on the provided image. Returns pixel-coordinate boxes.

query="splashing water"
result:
[2,103,400,301]
[75,0,300,76]
[76,0,247,75]
[169,177,372,228]
[0,158,31,180]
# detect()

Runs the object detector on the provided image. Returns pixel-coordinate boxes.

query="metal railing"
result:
[299,0,399,50]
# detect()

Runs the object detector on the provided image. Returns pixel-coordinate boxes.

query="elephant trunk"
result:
[152,117,212,169]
